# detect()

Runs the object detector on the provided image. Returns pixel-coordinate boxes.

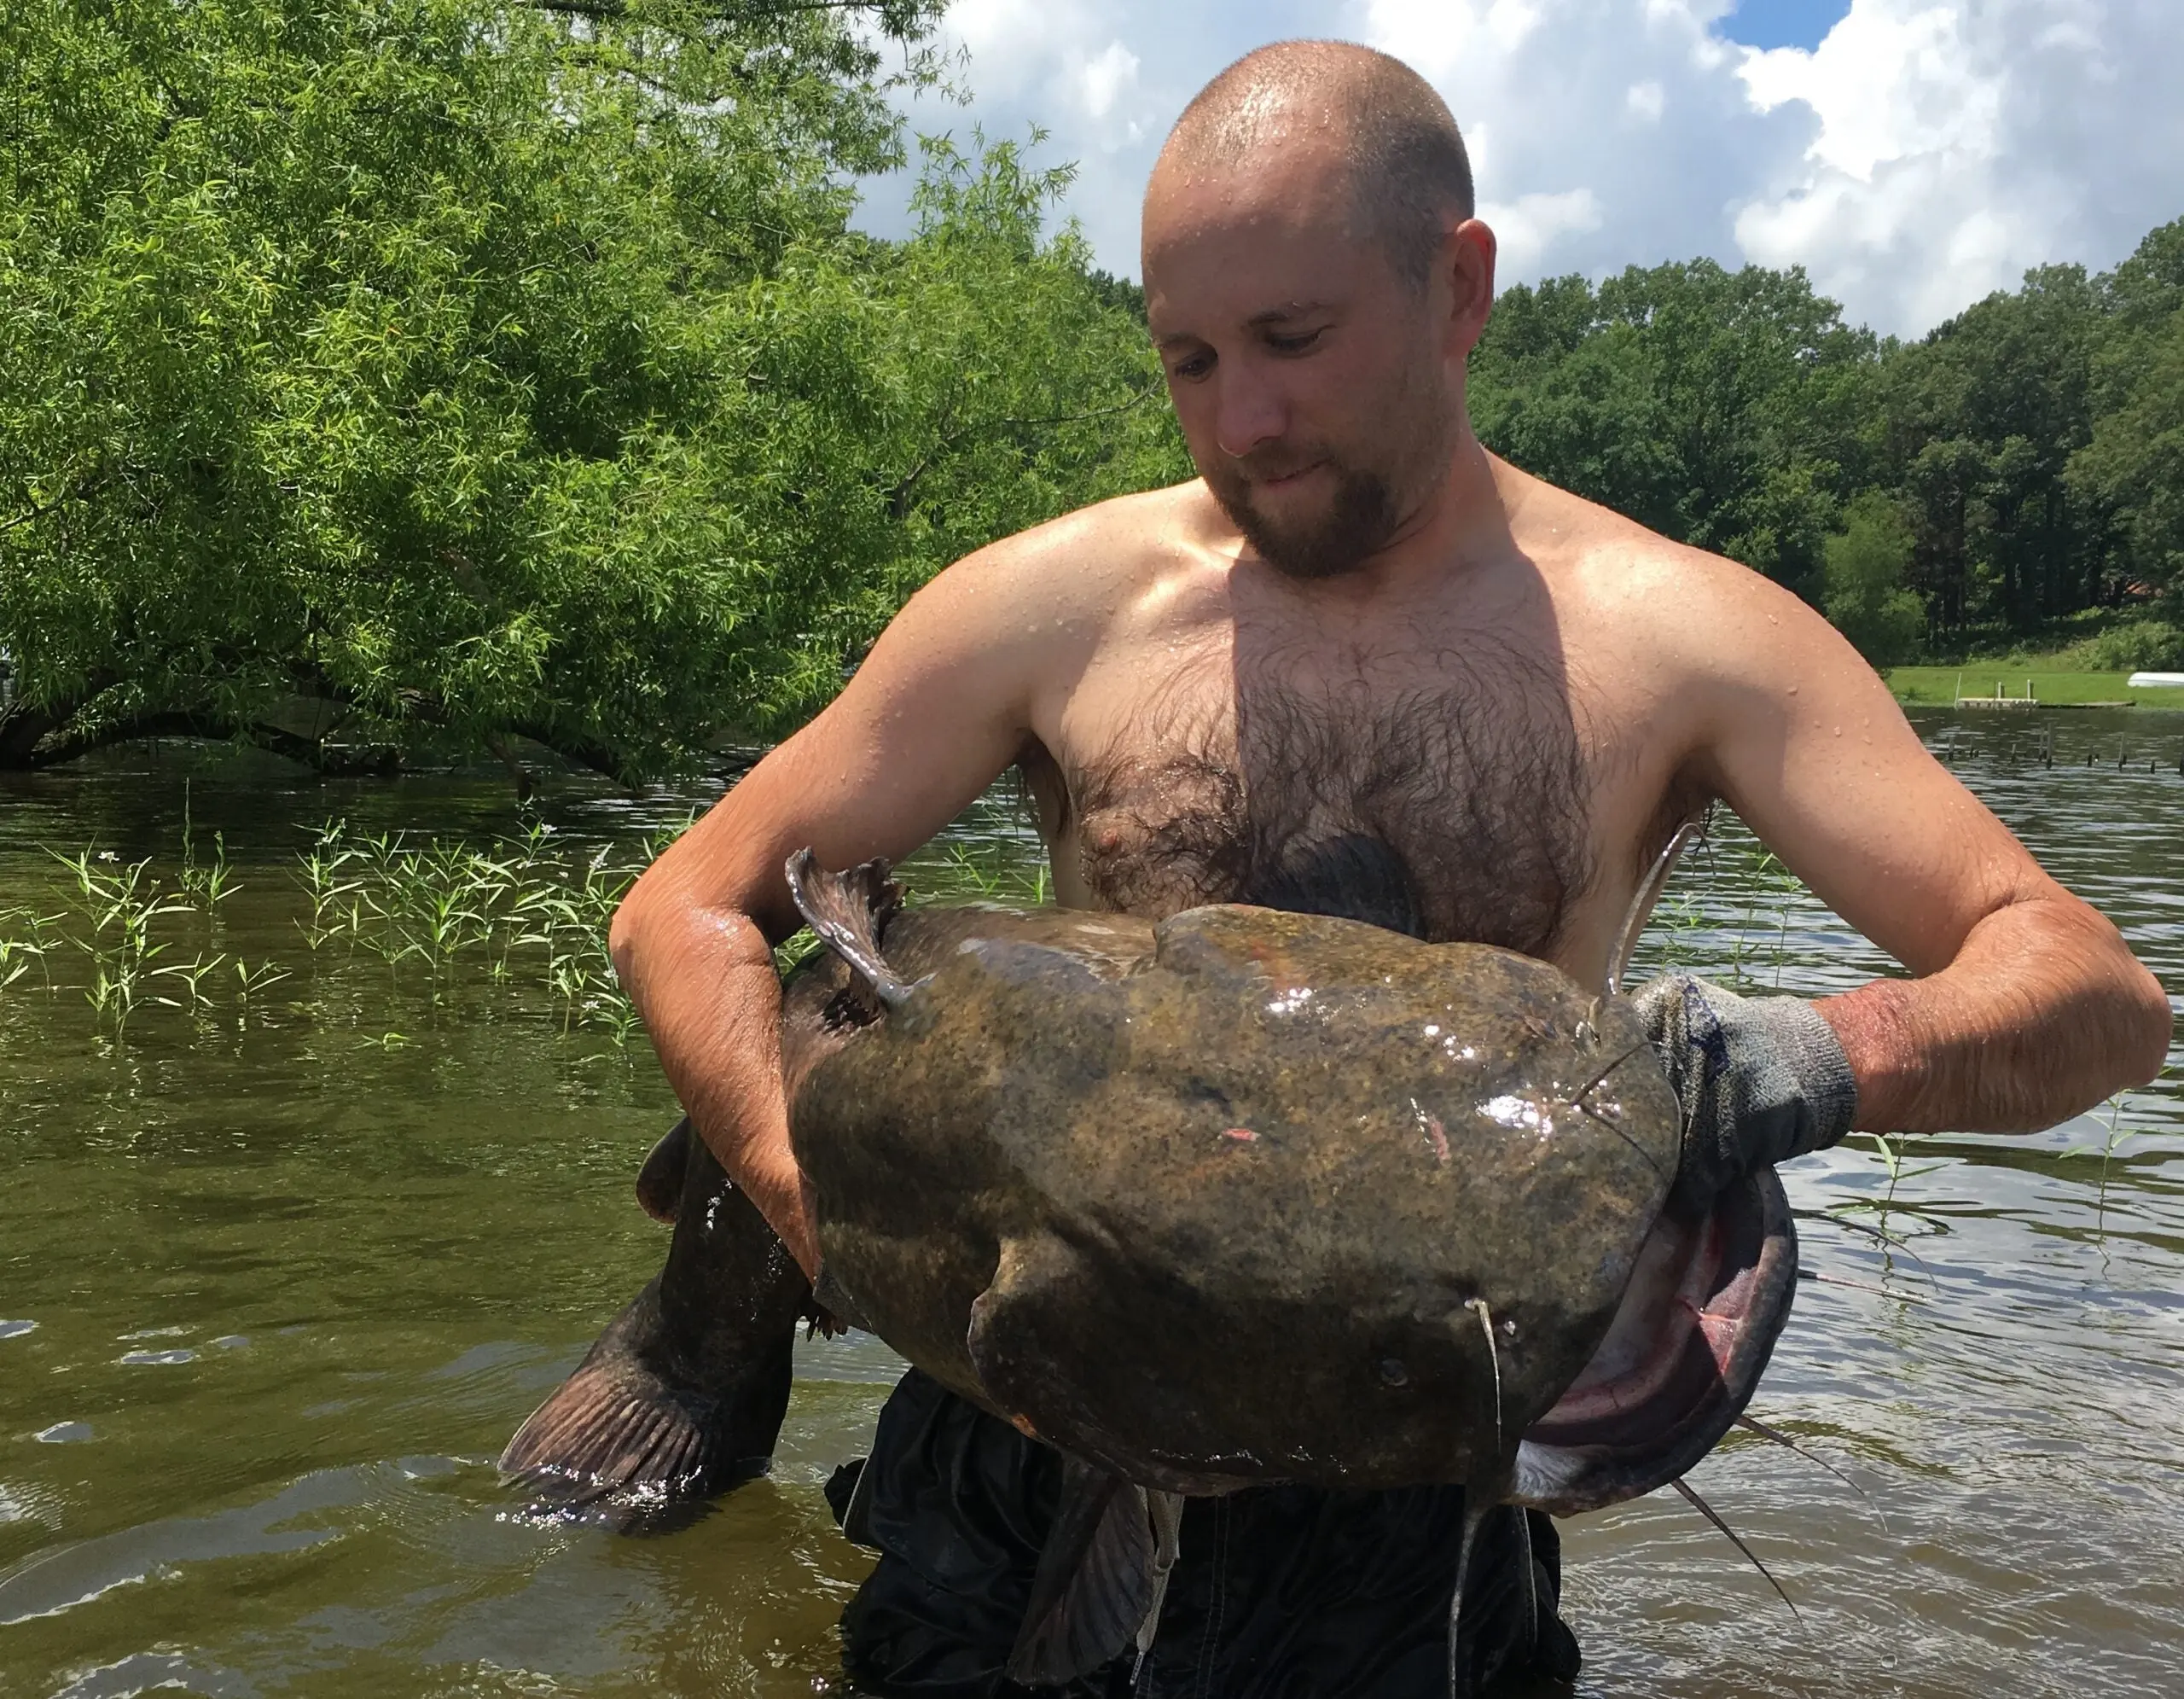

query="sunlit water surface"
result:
[2,709,2179,1698]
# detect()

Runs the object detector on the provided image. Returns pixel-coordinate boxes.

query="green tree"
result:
[1821,492,1925,664]
[2070,219,2184,620]
[1471,259,1877,599]
[1870,265,2110,638]
[0,0,1182,778]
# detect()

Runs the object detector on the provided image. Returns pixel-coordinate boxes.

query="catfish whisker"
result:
[1669,1476,1802,1625]
[1463,1297,1503,1458]
[1798,1267,1930,1306]
[1569,1043,1670,1183]
[1734,1413,1888,1533]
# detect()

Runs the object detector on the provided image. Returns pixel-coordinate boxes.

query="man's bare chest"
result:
[1045,642,1600,960]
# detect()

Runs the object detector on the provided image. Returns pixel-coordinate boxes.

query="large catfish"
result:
[502,847,1796,1688]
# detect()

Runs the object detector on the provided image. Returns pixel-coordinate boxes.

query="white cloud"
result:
[1079,43,1141,126]
[1353,0,1808,290]
[1732,0,2184,333]
[1483,189,1606,276]
[856,0,2184,335]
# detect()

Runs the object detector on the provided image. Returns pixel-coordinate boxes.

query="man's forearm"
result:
[610,900,820,1276]
[1818,894,2171,1134]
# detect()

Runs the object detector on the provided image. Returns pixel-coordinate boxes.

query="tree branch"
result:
[0,704,402,773]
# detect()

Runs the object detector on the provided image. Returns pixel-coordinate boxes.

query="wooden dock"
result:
[1951,675,2137,711]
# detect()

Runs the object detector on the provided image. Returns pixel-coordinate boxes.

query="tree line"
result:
[1472,231,2184,674]
[2,0,2178,782]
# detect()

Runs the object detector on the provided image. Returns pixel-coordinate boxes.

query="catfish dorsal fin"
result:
[782,849,910,1009]
[1007,1460,1160,1686]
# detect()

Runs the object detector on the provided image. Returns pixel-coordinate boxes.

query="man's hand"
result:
[1629,973,1860,1210]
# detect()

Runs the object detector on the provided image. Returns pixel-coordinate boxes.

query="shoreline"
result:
[1888,666,2184,713]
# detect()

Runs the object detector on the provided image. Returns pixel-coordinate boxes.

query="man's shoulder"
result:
[938,479,1223,617]
[865,479,1223,707]
[1513,477,1821,662]
[1502,468,1867,724]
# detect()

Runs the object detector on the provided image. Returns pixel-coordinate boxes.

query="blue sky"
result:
[857,0,2184,337]
[1722,0,1852,51]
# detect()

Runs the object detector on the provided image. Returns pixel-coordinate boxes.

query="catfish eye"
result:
[1378,1357,1410,1388]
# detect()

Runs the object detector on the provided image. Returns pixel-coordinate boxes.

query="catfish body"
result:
[783,863,1682,1498]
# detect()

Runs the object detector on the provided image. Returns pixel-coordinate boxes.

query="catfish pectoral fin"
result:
[635,1117,693,1224]
[499,1277,750,1506]
[1006,1460,1163,1686]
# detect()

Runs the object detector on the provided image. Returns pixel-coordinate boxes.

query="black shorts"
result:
[828,1370,1582,1698]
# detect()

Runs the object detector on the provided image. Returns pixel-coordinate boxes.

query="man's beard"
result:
[1207,457,1403,581]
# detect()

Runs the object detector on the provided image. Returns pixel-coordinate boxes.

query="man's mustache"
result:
[1226,447,1332,487]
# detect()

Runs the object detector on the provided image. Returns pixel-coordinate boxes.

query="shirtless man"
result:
[608,41,2172,1697]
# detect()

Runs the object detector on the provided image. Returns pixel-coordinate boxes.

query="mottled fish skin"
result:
[790,891,1681,1497]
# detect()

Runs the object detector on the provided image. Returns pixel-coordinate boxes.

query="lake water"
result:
[1,709,2179,1698]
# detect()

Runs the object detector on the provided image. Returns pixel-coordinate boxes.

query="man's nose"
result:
[1211,365,1287,460]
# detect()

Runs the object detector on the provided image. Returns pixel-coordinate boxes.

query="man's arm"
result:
[607,532,1094,1274]
[1682,565,2170,1135]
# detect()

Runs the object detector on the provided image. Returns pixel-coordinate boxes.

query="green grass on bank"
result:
[1888,665,2184,709]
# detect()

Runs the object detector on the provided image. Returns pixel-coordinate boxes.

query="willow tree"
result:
[0,0,1183,777]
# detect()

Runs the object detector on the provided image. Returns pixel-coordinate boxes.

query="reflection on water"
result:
[1,711,2178,1697]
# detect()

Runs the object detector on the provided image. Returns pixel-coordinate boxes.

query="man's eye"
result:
[1268,329,1323,354]
[1170,353,1215,381]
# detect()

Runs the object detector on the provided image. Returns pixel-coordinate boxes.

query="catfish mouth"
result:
[1511,1167,1797,1516]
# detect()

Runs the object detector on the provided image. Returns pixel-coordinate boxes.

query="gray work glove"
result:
[1628,974,1859,1212]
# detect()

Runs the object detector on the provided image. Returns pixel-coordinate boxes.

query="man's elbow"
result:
[2117,960,2175,1088]
[607,861,679,984]
[607,894,647,985]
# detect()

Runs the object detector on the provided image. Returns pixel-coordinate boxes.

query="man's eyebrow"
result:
[1245,300,1333,327]
[1152,301,1335,348]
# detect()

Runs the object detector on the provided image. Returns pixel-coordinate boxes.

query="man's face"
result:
[1142,143,1461,579]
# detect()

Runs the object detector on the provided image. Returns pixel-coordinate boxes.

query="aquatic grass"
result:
[177,783,239,912]
[913,842,1051,907]
[0,906,63,997]
[52,848,195,1034]
[293,819,653,1039]
[297,821,369,950]
[149,949,229,1011]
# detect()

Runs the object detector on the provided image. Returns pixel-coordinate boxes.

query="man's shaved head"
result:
[1141,43,1492,582]
[1156,40,1473,287]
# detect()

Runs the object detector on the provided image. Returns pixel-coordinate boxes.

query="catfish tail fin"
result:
[784,849,911,1009]
[497,1277,735,1512]
[501,1128,809,1526]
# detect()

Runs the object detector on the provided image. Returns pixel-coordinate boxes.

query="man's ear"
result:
[1443,218,1498,357]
